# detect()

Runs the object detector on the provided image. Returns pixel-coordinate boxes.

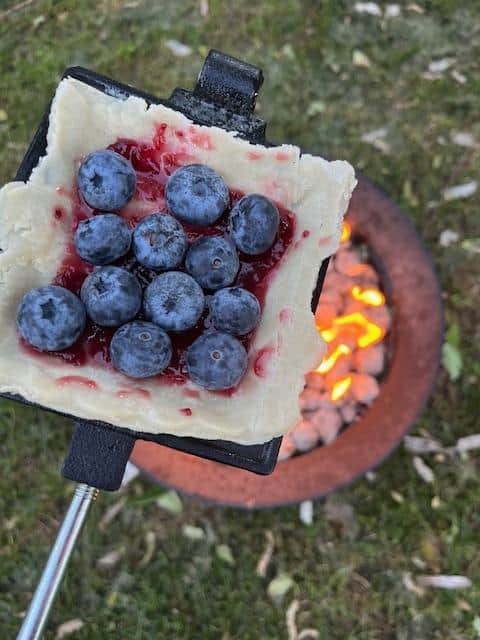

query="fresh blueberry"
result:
[16,285,86,351]
[144,271,205,332]
[132,212,187,270]
[229,194,279,255]
[185,236,239,291]
[74,214,131,265]
[186,330,248,391]
[78,150,136,211]
[209,287,261,336]
[80,266,142,327]
[165,164,229,226]
[110,321,172,378]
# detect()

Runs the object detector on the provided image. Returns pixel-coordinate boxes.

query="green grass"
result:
[0,1,479,638]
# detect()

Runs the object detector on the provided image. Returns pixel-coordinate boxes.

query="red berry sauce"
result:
[27,123,297,391]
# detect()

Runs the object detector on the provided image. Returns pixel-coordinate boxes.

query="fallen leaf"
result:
[32,15,46,29]
[450,131,477,148]
[451,70,467,84]
[385,4,401,18]
[439,229,459,247]
[299,500,313,526]
[413,456,435,484]
[156,490,183,515]
[442,181,478,201]
[461,238,480,255]
[268,573,294,602]
[98,498,126,532]
[352,50,371,68]
[324,498,357,538]
[55,619,84,639]
[298,630,320,640]
[361,128,390,153]
[306,100,326,118]
[428,58,455,74]
[0,109,8,122]
[402,573,425,596]
[431,496,441,509]
[164,39,192,57]
[256,530,275,578]
[473,616,480,636]
[138,531,156,567]
[407,435,438,452]
[57,11,69,22]
[457,599,471,611]
[407,3,424,13]
[182,524,205,541]
[442,342,462,381]
[455,434,480,453]
[97,549,122,568]
[199,0,209,17]
[354,2,381,16]
[286,599,299,640]
[417,575,472,590]
[216,544,235,566]
[391,491,404,504]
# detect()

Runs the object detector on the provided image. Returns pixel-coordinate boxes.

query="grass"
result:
[0,1,479,638]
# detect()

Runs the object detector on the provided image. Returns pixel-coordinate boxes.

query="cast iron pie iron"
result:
[12,51,331,638]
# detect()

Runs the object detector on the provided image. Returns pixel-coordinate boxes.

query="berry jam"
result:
[32,124,297,389]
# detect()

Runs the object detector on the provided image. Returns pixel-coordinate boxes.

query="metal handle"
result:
[17,484,99,640]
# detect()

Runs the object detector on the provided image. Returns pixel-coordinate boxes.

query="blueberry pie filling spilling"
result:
[0,78,356,444]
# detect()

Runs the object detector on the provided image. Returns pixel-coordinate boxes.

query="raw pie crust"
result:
[0,78,356,445]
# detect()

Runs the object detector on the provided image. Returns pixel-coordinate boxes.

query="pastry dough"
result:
[0,78,356,444]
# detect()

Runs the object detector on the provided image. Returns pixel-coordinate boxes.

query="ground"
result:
[0,1,479,638]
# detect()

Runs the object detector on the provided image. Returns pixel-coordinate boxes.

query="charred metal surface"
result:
[132,175,444,507]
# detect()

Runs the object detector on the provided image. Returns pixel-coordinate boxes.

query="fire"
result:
[333,312,385,348]
[341,222,351,243]
[315,344,351,374]
[351,285,385,307]
[331,376,352,402]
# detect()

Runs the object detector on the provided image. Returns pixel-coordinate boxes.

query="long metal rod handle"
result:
[17,483,99,640]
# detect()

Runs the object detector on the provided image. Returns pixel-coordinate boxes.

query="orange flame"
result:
[351,285,385,307]
[315,344,351,374]
[331,376,352,402]
[341,222,351,243]
[332,312,385,348]
[319,327,337,343]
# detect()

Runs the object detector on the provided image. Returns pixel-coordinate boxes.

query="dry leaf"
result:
[97,549,122,568]
[428,58,455,74]
[157,490,183,515]
[354,2,381,16]
[138,531,156,567]
[286,599,299,640]
[98,498,126,532]
[450,131,477,148]
[417,575,472,590]
[361,128,390,153]
[391,491,404,504]
[298,631,320,640]
[404,435,444,454]
[199,0,209,16]
[164,39,192,57]
[299,500,313,526]
[216,544,235,566]
[55,619,84,639]
[454,434,480,453]
[182,524,205,541]
[0,109,8,122]
[268,573,294,602]
[443,182,477,201]
[385,4,401,18]
[407,3,424,13]
[451,70,467,84]
[439,229,459,247]
[324,498,357,538]
[256,530,275,578]
[353,50,371,68]
[403,573,425,596]
[413,456,435,484]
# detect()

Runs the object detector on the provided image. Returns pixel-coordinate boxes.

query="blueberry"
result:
[165,164,229,226]
[185,236,239,291]
[144,271,205,332]
[186,331,248,391]
[209,287,261,336]
[78,150,136,211]
[110,321,172,378]
[74,214,131,265]
[229,194,279,255]
[80,266,142,327]
[16,285,86,351]
[132,212,187,270]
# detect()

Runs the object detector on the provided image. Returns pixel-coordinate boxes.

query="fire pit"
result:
[131,174,443,507]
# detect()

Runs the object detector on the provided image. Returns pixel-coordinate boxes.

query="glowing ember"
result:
[331,376,352,402]
[319,327,337,343]
[341,221,351,242]
[351,285,385,306]
[332,312,385,348]
[315,344,351,374]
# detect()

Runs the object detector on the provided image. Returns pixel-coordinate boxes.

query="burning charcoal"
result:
[351,374,380,405]
[340,401,358,424]
[315,303,337,329]
[308,408,343,444]
[322,271,353,296]
[299,388,333,413]
[353,344,385,376]
[324,356,354,389]
[304,371,327,391]
[334,248,363,276]
[290,420,319,452]
[351,264,379,286]
[278,433,296,461]
[365,305,392,332]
